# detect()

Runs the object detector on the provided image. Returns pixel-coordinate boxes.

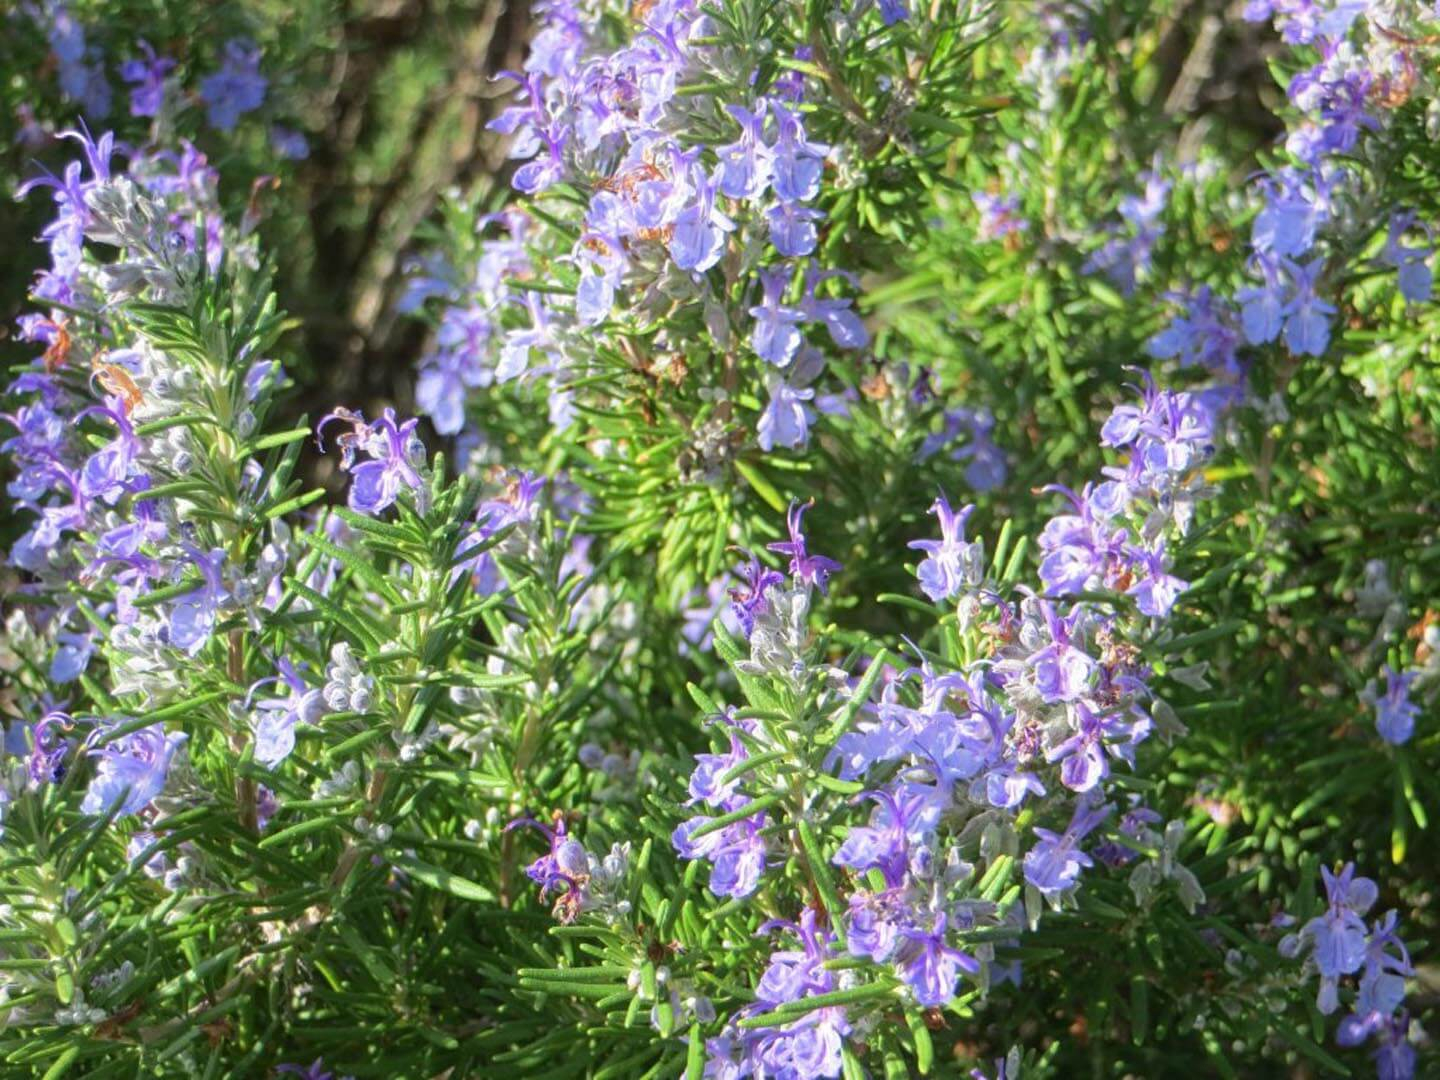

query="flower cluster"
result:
[1083,167,1171,296]
[1039,375,1214,617]
[654,371,1226,1076]
[403,0,872,458]
[1280,863,1417,1077]
[23,5,291,146]
[1234,5,1436,353]
[4,126,349,862]
[3,1,1437,1077]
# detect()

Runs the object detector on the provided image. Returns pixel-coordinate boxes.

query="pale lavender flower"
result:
[717,101,772,200]
[250,658,326,768]
[907,493,980,603]
[1281,257,1335,356]
[749,268,804,366]
[167,547,229,656]
[1023,799,1109,897]
[81,722,187,817]
[768,102,827,203]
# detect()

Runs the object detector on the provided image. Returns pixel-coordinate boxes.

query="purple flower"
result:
[499,293,558,382]
[270,126,311,161]
[672,805,768,898]
[800,270,868,350]
[1028,601,1096,703]
[513,125,568,194]
[168,547,230,656]
[1362,666,1420,746]
[509,815,598,921]
[1146,287,1241,378]
[450,471,546,595]
[767,201,824,258]
[766,45,812,102]
[26,711,72,786]
[1101,375,1216,485]
[1083,170,1168,294]
[680,579,740,654]
[1373,1013,1416,1080]
[749,268,805,366]
[488,71,546,159]
[76,397,144,505]
[1281,257,1336,356]
[769,102,828,203]
[18,127,118,287]
[1354,910,1414,1020]
[832,788,930,887]
[1125,542,1188,618]
[1023,799,1109,897]
[1037,484,1127,596]
[1252,168,1330,258]
[1338,1010,1415,1080]
[907,494,980,603]
[1378,212,1433,304]
[50,629,94,684]
[417,305,496,433]
[1045,702,1127,793]
[972,190,1026,242]
[984,767,1046,809]
[727,553,784,636]
[1320,72,1378,154]
[687,720,750,807]
[317,408,427,516]
[257,785,278,831]
[767,500,842,593]
[758,361,819,452]
[669,164,734,273]
[917,407,1007,490]
[1292,863,1377,1012]
[250,658,327,768]
[877,0,910,25]
[48,8,111,119]
[81,722,188,818]
[899,913,978,1007]
[200,39,268,131]
[844,889,905,962]
[1094,804,1163,867]
[1238,252,1287,345]
[120,40,175,118]
[733,912,851,1078]
[717,101,773,200]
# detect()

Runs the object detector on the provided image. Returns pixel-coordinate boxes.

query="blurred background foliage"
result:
[2,0,531,422]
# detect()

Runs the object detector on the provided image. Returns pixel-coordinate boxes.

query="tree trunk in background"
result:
[274,0,529,427]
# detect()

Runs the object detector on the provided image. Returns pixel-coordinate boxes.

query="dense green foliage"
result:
[0,1,1436,1078]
